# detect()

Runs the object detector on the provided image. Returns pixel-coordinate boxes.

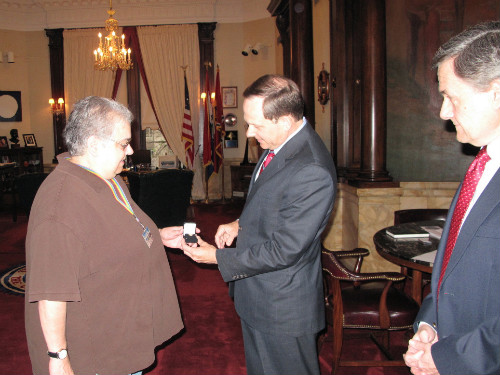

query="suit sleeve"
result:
[217,163,335,281]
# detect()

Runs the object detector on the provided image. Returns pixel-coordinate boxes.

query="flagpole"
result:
[203,61,212,204]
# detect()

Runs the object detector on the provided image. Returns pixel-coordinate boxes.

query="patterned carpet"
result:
[0,264,25,295]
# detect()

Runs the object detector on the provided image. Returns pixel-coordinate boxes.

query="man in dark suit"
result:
[182,74,337,375]
[403,21,500,375]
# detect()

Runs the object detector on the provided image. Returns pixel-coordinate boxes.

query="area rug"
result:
[0,264,25,296]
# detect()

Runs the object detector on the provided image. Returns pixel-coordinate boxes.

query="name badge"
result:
[142,226,153,248]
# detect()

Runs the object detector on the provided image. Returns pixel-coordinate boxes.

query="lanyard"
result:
[75,164,144,229]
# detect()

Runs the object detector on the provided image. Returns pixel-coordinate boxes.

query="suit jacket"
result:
[216,123,337,337]
[415,168,500,375]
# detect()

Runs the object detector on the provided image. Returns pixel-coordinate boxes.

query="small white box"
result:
[158,155,178,169]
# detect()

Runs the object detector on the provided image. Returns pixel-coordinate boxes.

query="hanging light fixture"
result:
[93,0,132,72]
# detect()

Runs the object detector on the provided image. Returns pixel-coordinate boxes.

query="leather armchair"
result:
[320,246,419,374]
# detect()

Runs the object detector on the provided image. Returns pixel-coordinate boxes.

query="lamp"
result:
[241,44,252,56]
[49,98,65,115]
[93,0,132,72]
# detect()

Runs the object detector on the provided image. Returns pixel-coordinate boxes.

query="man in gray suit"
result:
[182,74,337,375]
[403,21,500,375]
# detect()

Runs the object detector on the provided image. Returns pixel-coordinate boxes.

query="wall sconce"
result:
[200,92,215,102]
[49,98,65,115]
[0,51,15,63]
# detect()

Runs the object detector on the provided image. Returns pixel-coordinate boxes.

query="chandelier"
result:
[93,0,132,71]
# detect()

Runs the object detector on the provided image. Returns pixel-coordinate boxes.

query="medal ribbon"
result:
[75,164,143,227]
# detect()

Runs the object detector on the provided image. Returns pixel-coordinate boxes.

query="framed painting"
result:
[0,91,22,122]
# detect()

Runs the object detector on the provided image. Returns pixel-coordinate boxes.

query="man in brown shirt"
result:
[25,96,184,375]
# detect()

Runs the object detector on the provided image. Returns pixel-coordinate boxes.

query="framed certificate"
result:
[222,87,237,108]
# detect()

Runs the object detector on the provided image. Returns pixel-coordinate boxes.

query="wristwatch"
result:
[47,349,68,360]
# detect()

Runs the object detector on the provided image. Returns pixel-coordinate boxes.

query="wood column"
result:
[268,0,315,127]
[198,23,216,94]
[354,0,394,185]
[45,28,66,163]
[289,0,315,127]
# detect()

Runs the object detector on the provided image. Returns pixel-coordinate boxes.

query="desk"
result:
[124,169,194,228]
[373,220,444,305]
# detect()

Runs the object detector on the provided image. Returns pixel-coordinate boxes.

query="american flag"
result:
[181,74,194,169]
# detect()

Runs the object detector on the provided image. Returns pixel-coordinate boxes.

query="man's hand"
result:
[159,226,199,249]
[215,221,239,248]
[404,324,439,375]
[181,237,218,264]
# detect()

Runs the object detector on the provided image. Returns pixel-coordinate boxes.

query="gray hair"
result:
[63,96,133,156]
[432,21,500,90]
[243,74,304,121]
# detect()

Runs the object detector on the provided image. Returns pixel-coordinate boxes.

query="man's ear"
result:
[490,79,500,109]
[277,115,293,131]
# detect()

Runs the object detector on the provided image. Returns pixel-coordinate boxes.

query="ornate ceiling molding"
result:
[0,0,270,31]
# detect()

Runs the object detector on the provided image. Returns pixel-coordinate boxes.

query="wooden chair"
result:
[320,246,419,375]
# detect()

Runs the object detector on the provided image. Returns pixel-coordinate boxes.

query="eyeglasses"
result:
[103,137,132,150]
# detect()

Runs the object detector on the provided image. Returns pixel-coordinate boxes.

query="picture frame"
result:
[0,136,8,149]
[222,87,237,108]
[23,134,37,147]
[224,130,238,148]
[0,91,22,122]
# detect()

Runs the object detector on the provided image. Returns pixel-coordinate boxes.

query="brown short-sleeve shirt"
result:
[25,154,183,375]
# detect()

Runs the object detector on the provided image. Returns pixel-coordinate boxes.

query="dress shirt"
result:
[255,117,307,180]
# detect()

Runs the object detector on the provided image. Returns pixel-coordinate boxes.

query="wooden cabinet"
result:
[230,164,256,199]
[0,147,44,174]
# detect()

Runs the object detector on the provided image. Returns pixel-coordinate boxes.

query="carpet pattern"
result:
[0,264,25,295]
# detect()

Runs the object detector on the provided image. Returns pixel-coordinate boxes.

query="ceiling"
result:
[0,0,271,31]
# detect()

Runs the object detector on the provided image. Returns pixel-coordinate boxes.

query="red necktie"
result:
[437,147,490,294]
[259,151,275,175]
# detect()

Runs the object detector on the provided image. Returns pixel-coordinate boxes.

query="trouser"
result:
[241,319,320,375]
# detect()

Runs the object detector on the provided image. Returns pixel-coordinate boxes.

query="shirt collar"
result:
[272,117,307,155]
[485,135,500,162]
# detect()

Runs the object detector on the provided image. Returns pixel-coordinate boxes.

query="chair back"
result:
[394,208,448,225]
[320,246,419,374]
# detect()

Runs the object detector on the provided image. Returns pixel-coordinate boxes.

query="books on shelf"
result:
[386,223,430,239]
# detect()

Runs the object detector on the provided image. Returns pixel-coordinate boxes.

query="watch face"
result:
[58,349,68,359]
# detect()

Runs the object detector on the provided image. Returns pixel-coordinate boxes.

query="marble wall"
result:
[322,182,459,272]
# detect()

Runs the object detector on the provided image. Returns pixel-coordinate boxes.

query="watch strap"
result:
[47,349,67,359]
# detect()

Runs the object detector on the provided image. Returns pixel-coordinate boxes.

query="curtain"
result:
[63,29,117,112]
[137,24,204,199]
[137,24,200,167]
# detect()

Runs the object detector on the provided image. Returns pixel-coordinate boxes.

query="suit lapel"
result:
[245,123,311,203]
[442,168,500,284]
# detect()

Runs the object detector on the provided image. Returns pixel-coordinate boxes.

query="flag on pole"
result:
[181,73,194,169]
[213,66,224,174]
[202,69,214,180]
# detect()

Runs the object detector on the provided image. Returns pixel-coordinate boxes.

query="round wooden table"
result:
[373,220,443,305]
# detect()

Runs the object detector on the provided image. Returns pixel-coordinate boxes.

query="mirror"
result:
[223,113,237,128]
